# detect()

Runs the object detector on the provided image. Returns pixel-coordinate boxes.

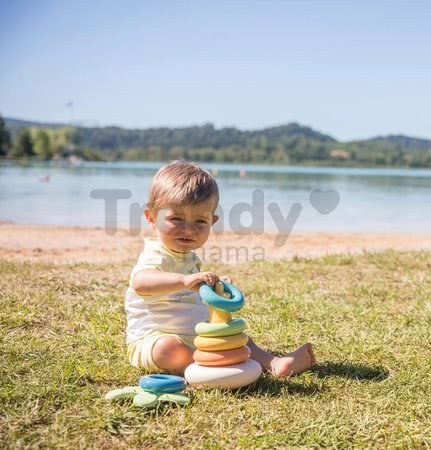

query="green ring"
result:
[195,318,247,337]
[158,393,191,406]
[132,391,159,408]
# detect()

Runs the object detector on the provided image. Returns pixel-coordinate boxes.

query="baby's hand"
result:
[184,271,219,291]
[219,275,233,284]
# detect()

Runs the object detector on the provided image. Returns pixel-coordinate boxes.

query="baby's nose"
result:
[182,221,194,232]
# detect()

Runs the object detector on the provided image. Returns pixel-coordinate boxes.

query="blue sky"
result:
[1,0,430,140]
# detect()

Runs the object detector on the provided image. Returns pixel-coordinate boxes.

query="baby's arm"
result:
[133,270,219,296]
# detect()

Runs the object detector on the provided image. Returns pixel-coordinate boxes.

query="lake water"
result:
[1,161,430,233]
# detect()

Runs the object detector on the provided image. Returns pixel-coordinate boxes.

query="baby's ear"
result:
[144,208,155,225]
[212,215,219,225]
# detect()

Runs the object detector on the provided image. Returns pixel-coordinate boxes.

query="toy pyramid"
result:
[185,281,262,389]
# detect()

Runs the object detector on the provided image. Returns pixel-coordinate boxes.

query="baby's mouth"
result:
[177,238,194,243]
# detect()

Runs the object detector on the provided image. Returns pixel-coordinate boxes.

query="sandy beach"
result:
[0,223,429,264]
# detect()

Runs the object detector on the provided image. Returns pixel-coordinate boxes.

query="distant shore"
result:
[1,223,430,264]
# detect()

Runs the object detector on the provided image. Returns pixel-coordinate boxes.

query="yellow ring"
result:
[194,333,249,351]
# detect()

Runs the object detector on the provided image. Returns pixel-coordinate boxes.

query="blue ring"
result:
[139,374,187,394]
[199,280,244,312]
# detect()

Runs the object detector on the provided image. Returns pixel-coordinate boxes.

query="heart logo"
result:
[309,189,340,214]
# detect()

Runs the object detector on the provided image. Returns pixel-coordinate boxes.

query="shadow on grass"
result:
[223,360,389,399]
[233,373,323,398]
[311,360,390,381]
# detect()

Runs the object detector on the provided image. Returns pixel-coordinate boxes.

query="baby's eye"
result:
[196,219,208,224]
[170,217,182,222]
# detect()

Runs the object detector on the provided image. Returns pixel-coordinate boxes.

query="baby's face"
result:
[147,198,218,253]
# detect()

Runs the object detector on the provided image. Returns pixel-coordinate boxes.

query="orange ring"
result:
[194,333,249,351]
[194,345,251,367]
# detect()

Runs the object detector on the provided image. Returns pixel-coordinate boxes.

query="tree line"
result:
[0,116,104,161]
[1,115,431,168]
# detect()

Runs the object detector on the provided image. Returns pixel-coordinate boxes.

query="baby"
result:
[125,160,315,376]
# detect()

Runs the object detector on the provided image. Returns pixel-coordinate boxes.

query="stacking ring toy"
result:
[185,359,262,389]
[139,374,187,394]
[199,280,244,313]
[194,333,248,351]
[105,374,190,409]
[195,318,247,337]
[105,386,144,400]
[133,391,159,408]
[193,345,251,366]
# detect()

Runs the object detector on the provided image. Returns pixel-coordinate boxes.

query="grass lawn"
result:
[1,250,431,449]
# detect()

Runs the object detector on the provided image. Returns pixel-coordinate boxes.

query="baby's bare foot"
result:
[270,343,316,377]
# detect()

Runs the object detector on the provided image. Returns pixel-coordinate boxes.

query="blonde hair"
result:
[147,160,219,212]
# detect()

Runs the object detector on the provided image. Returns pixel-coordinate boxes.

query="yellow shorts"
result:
[127,331,196,373]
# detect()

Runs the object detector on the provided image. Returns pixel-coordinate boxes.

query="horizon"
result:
[1,1,430,141]
[5,115,431,143]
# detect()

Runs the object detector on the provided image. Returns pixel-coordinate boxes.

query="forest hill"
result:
[2,117,431,168]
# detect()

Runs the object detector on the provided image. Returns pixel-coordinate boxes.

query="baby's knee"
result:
[153,335,189,359]
[152,336,194,373]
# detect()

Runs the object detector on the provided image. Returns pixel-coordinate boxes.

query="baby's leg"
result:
[248,338,316,377]
[152,335,194,375]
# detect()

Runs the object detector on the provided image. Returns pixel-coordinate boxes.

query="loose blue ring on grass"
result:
[199,280,244,313]
[139,374,187,394]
